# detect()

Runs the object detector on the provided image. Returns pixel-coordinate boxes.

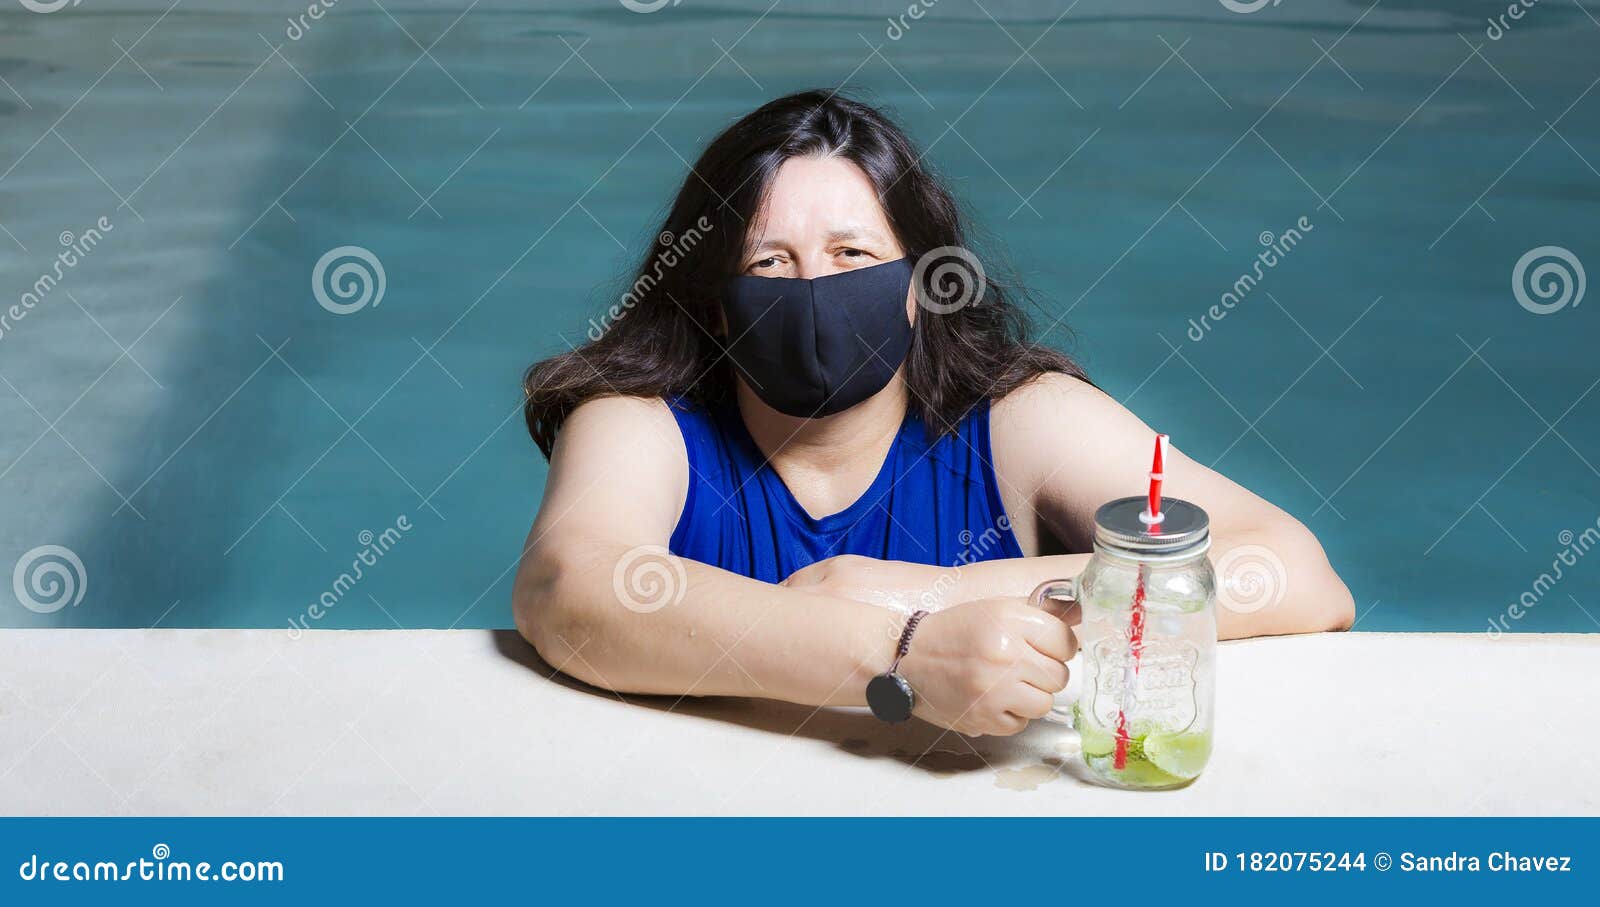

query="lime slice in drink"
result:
[1143,731,1212,780]
[1123,733,1146,761]
[1110,755,1179,787]
[1072,703,1116,757]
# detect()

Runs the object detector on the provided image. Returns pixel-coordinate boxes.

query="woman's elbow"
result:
[1288,533,1355,633]
[1223,521,1354,636]
[512,552,612,687]
[513,594,568,672]
[1296,525,1355,632]
[1317,573,1356,632]
[1225,570,1352,638]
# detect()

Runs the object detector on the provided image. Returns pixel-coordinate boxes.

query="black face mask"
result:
[722,258,914,419]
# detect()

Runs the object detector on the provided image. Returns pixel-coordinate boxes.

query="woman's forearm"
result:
[943,554,1091,604]
[515,539,905,707]
[785,527,1353,639]
[1209,528,1355,639]
[934,542,1351,637]
[780,553,1090,612]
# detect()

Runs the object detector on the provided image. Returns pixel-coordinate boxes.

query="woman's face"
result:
[740,155,907,281]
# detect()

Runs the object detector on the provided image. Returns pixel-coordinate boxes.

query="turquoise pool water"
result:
[1,1,1596,631]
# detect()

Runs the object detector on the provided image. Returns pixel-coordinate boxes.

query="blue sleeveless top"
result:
[667,400,1024,582]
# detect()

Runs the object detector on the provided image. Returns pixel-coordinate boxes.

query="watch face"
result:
[866,673,914,723]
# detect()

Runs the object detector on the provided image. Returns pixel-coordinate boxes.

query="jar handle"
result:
[1029,578,1079,727]
[1030,578,1076,613]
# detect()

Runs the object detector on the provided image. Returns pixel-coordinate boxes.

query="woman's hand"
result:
[896,596,1077,737]
[780,555,952,611]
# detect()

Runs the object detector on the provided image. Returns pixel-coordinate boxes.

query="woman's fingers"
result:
[1002,683,1058,721]
[1021,608,1078,662]
[1019,649,1069,694]
[991,712,1030,736]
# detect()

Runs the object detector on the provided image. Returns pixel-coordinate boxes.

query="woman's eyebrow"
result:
[825,228,883,243]
[745,228,885,254]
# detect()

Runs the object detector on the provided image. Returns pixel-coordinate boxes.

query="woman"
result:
[514,90,1352,737]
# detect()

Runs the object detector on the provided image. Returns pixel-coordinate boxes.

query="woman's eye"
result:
[840,248,865,258]
[747,257,778,272]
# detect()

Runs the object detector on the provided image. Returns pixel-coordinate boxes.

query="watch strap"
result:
[867,609,929,724]
[888,609,929,674]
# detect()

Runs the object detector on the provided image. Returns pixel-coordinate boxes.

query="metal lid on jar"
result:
[1093,496,1210,559]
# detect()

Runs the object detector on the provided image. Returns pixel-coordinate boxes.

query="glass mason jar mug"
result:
[1032,496,1216,790]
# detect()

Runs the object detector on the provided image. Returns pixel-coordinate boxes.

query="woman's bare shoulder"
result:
[988,371,1156,507]
[539,395,689,542]
[560,394,680,439]
[991,371,1132,436]
[548,395,687,489]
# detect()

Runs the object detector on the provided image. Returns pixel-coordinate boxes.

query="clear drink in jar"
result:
[1051,496,1217,790]
[1074,564,1214,789]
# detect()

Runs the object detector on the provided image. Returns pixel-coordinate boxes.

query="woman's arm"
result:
[993,373,1354,637]
[785,375,1355,638]
[513,396,1076,736]
[513,396,886,704]
[780,552,1091,613]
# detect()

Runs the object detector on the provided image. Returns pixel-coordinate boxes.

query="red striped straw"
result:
[1114,433,1168,771]
[1146,434,1168,534]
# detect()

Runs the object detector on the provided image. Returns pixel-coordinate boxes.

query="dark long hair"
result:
[523,89,1087,458]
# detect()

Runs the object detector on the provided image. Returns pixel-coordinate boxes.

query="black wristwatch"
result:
[866,609,929,723]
